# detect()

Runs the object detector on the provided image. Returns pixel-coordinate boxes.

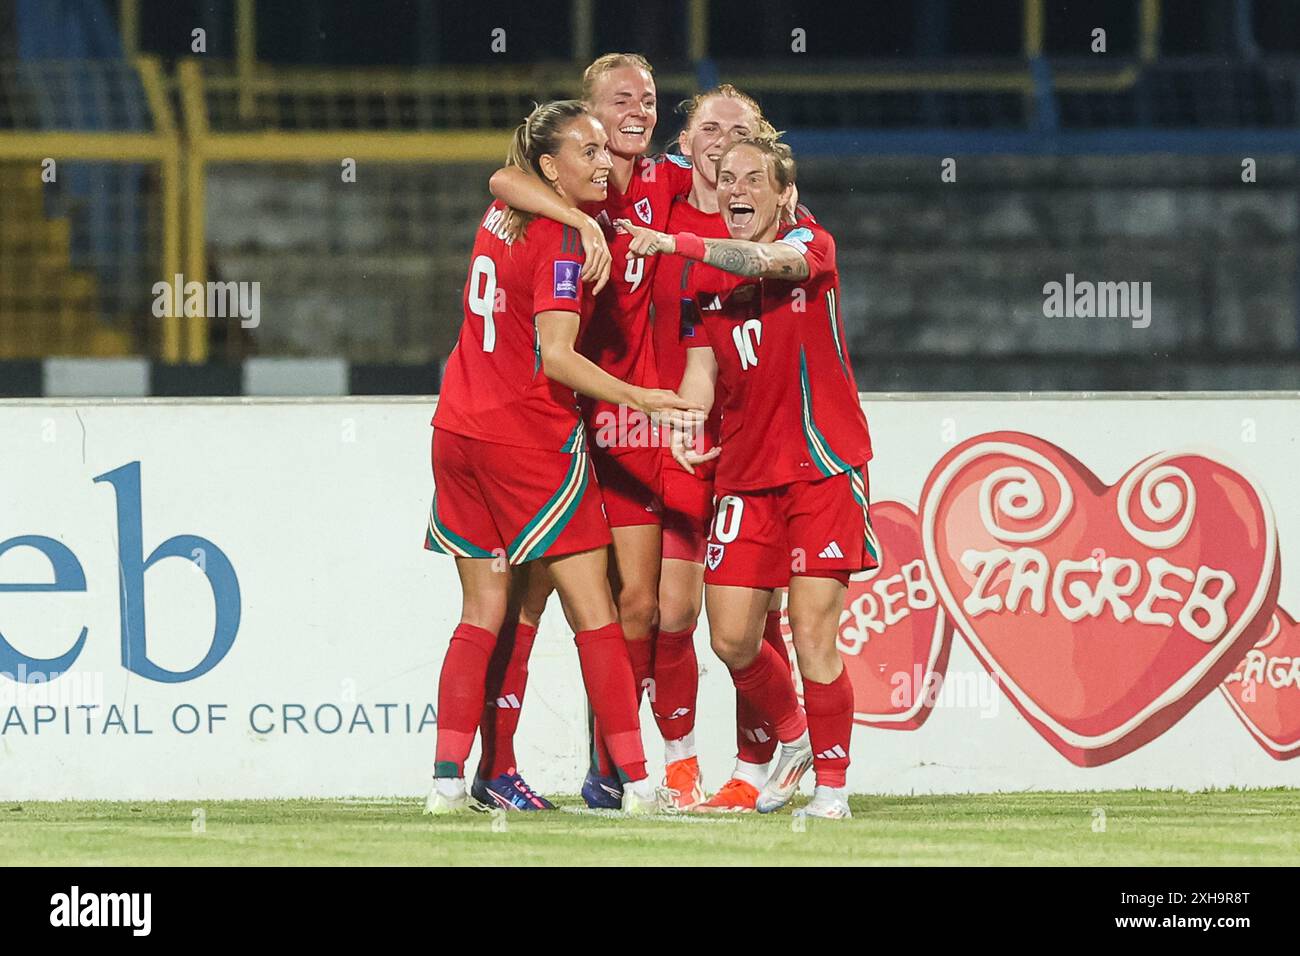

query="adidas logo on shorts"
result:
[818,541,844,559]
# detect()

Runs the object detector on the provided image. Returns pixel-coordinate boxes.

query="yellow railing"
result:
[174,59,513,363]
[0,55,182,360]
[6,0,1167,365]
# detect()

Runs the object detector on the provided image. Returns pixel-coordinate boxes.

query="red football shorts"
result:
[703,465,879,590]
[425,428,611,564]
[590,445,662,529]
[660,463,713,564]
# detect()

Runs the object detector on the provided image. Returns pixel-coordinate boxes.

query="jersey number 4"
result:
[732,318,762,369]
[624,257,645,293]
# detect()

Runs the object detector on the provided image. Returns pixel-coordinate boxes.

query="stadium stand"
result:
[0,0,1298,392]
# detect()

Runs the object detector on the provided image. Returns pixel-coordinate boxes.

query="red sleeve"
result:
[531,221,587,314]
[778,224,835,280]
[658,153,695,200]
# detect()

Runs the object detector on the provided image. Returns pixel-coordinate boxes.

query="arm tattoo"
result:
[703,241,764,276]
[701,238,809,280]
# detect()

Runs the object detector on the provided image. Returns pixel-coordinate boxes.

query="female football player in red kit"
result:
[619,138,877,820]
[423,100,701,815]
[484,54,701,808]
[647,86,804,812]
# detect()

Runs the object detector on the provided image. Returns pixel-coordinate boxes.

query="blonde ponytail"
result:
[500,99,589,243]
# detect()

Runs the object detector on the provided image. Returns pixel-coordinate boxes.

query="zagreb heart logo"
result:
[920,431,1279,767]
[1220,608,1300,760]
[833,500,954,730]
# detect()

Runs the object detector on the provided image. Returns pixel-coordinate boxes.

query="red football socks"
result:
[651,625,698,741]
[736,611,792,762]
[804,667,855,788]
[434,622,498,777]
[476,620,538,780]
[729,639,806,743]
[575,622,648,783]
[626,634,654,706]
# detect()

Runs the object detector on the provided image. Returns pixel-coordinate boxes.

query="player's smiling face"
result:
[679,97,759,188]
[587,66,657,158]
[718,144,789,242]
[541,114,613,205]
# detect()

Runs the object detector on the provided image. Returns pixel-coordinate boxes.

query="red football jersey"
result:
[652,201,819,471]
[434,201,592,452]
[650,196,731,473]
[579,153,695,453]
[695,219,872,492]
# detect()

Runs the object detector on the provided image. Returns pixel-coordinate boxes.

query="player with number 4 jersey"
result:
[487,53,701,808]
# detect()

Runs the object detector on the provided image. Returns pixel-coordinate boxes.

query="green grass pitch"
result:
[3,789,1297,866]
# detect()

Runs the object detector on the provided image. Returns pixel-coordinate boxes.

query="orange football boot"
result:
[662,756,707,811]
[695,776,760,813]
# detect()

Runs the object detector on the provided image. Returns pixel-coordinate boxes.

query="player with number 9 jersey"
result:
[429,200,609,564]
[424,101,704,818]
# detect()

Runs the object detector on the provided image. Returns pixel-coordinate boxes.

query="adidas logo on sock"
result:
[742,727,771,743]
[818,541,844,559]
[494,694,521,709]
[664,707,691,719]
[815,744,848,760]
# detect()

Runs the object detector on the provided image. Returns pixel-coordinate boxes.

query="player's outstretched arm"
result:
[676,345,717,413]
[669,346,721,475]
[489,166,611,293]
[697,236,809,280]
[535,310,705,421]
[615,219,808,281]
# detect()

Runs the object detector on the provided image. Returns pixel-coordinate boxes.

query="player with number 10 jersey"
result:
[619,137,876,822]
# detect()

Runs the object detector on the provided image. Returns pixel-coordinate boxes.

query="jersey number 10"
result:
[732,319,762,369]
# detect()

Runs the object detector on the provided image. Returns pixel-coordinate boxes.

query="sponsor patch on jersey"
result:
[553,260,581,299]
[778,226,814,254]
[706,542,725,570]
[634,197,653,224]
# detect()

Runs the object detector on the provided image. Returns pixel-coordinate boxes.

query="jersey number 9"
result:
[468,254,498,352]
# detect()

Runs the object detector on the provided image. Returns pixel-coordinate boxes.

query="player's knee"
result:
[616,587,659,637]
[459,596,508,635]
[790,627,838,673]
[658,594,702,634]
[518,599,547,628]
[786,602,838,646]
[710,628,754,670]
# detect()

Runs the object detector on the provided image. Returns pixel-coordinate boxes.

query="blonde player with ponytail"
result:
[423,100,700,816]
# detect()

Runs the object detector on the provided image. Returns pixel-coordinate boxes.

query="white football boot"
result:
[793,786,853,821]
[756,733,814,813]
[423,777,470,815]
[620,778,662,816]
